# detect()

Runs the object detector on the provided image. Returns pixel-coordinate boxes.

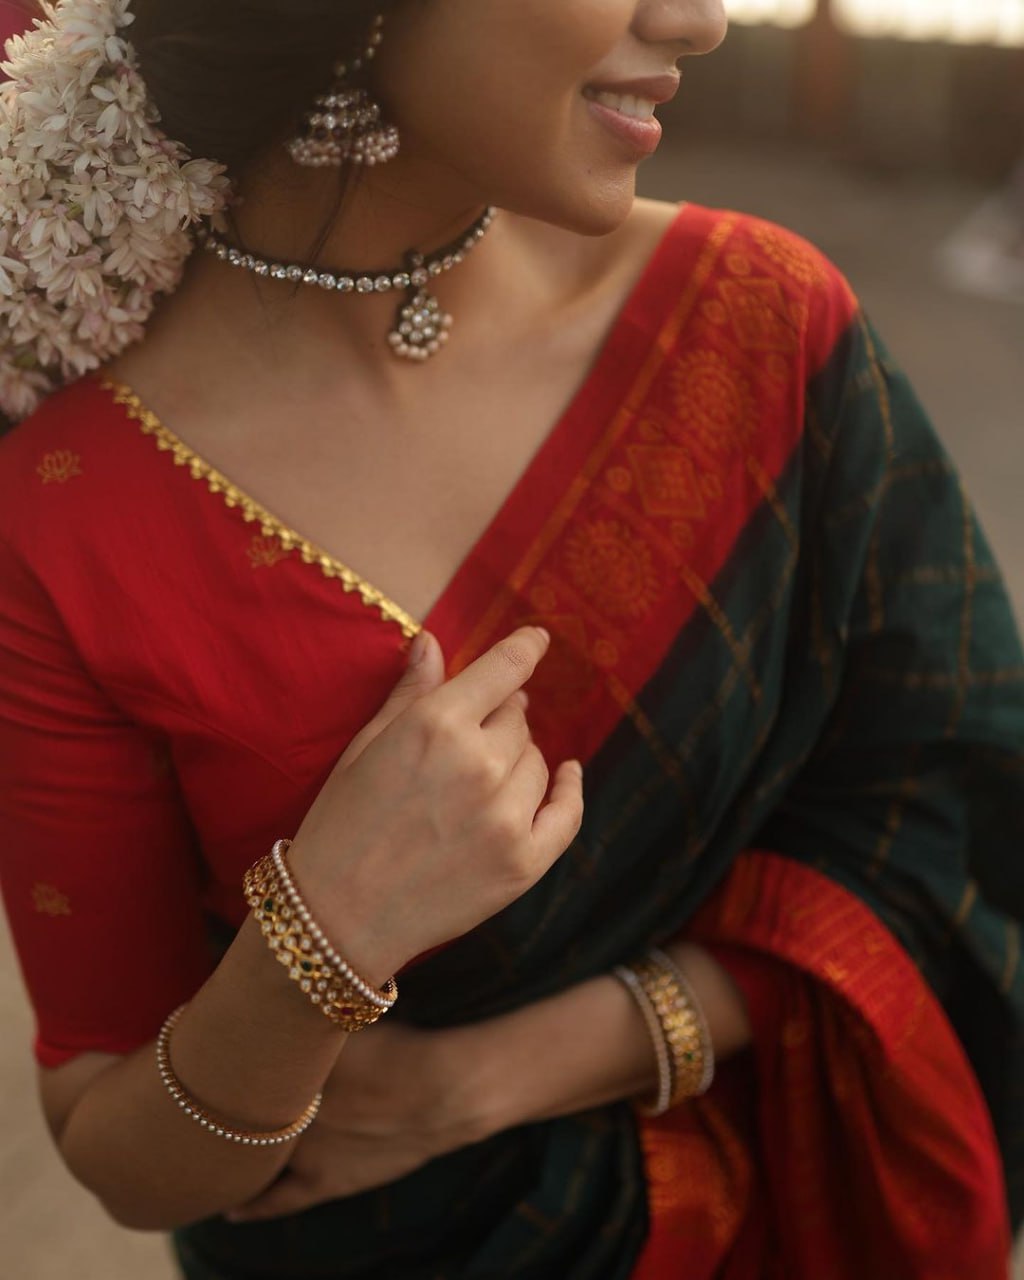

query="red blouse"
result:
[1,204,732,1067]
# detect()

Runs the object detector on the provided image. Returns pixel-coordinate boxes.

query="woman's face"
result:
[379,0,728,234]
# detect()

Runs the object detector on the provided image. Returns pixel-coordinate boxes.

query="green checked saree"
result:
[1,203,1021,1278]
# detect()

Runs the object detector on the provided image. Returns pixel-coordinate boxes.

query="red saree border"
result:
[629,851,1011,1280]
[435,207,861,772]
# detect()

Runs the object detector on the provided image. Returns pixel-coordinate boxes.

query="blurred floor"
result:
[1,139,1022,1279]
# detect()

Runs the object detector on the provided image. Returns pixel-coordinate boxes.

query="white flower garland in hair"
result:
[0,0,232,422]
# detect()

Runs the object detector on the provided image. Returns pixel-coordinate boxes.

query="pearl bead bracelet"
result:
[156,1003,323,1146]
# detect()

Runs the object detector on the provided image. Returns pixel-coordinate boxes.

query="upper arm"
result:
[37,1052,123,1147]
[0,533,215,1073]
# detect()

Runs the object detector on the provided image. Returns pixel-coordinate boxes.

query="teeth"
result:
[588,90,657,120]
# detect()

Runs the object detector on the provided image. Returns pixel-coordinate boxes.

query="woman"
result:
[1,1,1021,1277]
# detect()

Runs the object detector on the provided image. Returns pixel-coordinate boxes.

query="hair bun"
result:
[0,0,231,423]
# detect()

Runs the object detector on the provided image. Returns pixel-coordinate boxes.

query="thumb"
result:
[394,629,445,701]
[338,631,446,769]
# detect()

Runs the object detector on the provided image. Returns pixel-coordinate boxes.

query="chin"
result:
[505,172,638,240]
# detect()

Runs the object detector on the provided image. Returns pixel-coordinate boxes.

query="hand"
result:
[223,1021,487,1222]
[289,626,585,985]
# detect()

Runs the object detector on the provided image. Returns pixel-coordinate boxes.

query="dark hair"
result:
[129,0,388,177]
[0,1,389,437]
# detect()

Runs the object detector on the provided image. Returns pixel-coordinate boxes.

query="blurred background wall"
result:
[2,2,1023,1277]
[675,0,1024,178]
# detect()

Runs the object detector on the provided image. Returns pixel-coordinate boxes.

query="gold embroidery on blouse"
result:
[100,378,422,639]
[37,450,83,484]
[247,534,291,570]
[32,883,72,917]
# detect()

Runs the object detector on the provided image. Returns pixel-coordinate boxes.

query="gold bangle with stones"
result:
[613,964,674,1116]
[647,947,715,1098]
[156,1003,323,1146]
[632,951,714,1109]
[242,839,398,1033]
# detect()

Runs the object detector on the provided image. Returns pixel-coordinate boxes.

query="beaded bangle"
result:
[648,947,716,1099]
[156,1004,323,1146]
[632,953,713,1109]
[612,964,674,1117]
[243,839,398,1033]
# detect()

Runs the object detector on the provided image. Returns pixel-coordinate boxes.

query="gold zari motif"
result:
[32,882,71,916]
[37,450,82,484]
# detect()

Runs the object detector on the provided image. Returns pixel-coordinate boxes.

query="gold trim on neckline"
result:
[100,377,423,640]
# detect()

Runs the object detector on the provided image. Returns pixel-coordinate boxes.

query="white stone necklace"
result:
[198,207,497,362]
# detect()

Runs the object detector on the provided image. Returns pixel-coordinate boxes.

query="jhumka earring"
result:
[287,13,400,169]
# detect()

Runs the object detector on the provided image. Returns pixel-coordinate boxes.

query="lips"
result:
[582,73,681,108]
[581,72,680,158]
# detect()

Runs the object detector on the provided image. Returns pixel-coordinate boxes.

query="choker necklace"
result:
[198,207,496,362]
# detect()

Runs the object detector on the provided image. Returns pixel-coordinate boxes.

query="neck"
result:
[187,147,507,376]
[136,148,592,404]
[235,146,489,271]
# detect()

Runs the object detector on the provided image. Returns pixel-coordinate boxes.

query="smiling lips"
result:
[586,89,659,120]
[582,75,680,156]
[583,73,680,117]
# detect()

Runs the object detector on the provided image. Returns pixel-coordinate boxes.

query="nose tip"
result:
[683,0,729,57]
[639,0,729,60]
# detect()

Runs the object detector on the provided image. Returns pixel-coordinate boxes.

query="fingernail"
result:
[409,630,430,668]
[534,627,551,647]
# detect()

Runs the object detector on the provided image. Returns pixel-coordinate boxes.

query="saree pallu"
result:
[0,204,1021,1278]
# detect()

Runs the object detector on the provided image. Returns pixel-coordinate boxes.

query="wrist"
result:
[461,977,660,1137]
[284,835,404,990]
[441,1020,519,1143]
[663,942,753,1060]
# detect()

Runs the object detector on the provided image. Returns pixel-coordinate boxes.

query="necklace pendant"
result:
[387,287,452,362]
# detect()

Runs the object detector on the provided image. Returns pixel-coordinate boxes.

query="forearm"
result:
[57,912,348,1231]
[474,943,752,1135]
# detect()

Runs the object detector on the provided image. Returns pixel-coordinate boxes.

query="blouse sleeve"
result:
[0,533,214,1067]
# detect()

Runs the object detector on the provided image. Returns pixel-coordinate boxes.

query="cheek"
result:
[383,0,633,127]
[379,0,641,230]
[510,0,640,78]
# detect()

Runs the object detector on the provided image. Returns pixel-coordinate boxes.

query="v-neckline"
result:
[98,203,694,641]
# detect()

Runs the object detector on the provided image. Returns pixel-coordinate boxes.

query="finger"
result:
[224,1172,321,1224]
[480,697,531,765]
[502,740,551,817]
[434,626,550,726]
[339,630,447,767]
[530,759,585,863]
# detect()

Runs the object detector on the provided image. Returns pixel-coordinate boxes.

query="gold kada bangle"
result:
[243,838,399,1033]
[615,949,715,1117]
[631,951,714,1111]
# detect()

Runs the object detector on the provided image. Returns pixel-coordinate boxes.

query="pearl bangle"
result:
[613,965,674,1117]
[156,1004,322,1146]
